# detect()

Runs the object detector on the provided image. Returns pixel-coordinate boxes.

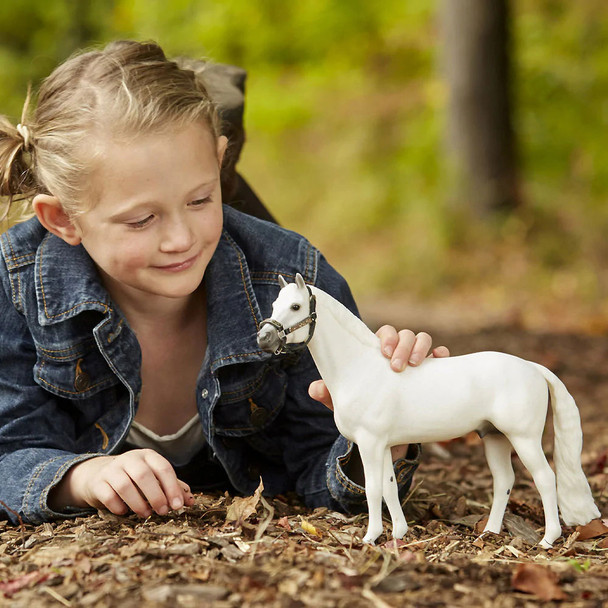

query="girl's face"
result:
[70,123,227,309]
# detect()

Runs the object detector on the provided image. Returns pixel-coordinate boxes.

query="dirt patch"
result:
[1,329,607,607]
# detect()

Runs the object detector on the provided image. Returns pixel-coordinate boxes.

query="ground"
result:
[1,328,607,607]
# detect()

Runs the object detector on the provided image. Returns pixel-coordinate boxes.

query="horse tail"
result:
[531,362,600,525]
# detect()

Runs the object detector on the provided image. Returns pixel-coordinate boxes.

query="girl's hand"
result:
[49,449,195,517]
[375,327,450,371]
[309,327,450,410]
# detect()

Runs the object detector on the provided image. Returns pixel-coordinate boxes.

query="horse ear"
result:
[278,275,288,288]
[295,273,306,290]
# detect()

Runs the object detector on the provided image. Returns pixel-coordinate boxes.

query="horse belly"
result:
[332,352,548,446]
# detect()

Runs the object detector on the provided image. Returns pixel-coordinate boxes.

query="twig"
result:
[0,500,26,543]
[43,587,72,607]
[248,495,275,562]
[361,586,395,608]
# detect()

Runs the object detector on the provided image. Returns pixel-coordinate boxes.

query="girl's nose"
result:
[159,215,195,253]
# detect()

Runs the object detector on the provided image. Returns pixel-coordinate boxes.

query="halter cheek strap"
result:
[260,286,317,355]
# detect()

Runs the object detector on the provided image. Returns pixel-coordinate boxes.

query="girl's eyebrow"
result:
[108,178,218,220]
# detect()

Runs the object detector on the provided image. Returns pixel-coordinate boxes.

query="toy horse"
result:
[257,274,600,548]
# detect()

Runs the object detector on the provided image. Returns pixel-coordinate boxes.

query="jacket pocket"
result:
[213,362,287,437]
[34,340,118,399]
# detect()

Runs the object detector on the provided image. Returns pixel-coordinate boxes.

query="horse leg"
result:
[482,433,515,535]
[382,448,408,539]
[357,437,385,544]
[509,435,561,548]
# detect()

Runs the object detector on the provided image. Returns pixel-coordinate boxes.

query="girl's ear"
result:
[32,194,82,246]
[217,135,229,167]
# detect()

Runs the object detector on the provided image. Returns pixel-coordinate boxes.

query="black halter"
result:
[259,286,317,355]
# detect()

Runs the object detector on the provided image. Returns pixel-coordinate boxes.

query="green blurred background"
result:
[1,0,607,331]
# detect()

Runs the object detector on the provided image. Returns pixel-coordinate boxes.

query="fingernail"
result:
[383,346,394,357]
[172,498,183,510]
[158,505,168,515]
[392,359,405,371]
[408,356,420,366]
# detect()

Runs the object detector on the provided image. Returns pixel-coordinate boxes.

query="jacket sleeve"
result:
[0,271,98,525]
[279,254,420,512]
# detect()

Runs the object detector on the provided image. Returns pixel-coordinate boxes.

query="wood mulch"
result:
[1,328,607,607]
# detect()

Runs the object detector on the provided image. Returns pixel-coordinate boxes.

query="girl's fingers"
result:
[431,345,450,358]
[390,329,417,371]
[142,450,185,512]
[376,325,399,358]
[179,480,196,506]
[94,481,130,515]
[308,380,333,410]
[122,455,173,515]
[407,331,432,367]
[107,469,153,517]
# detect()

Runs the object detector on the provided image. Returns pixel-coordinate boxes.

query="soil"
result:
[1,328,607,607]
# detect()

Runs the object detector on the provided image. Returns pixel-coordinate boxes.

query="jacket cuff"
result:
[327,438,421,514]
[20,452,100,524]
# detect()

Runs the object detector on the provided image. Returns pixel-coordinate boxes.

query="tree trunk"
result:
[441,0,519,215]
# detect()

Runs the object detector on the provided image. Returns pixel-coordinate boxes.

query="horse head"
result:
[257,273,317,355]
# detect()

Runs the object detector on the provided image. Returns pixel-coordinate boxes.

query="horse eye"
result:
[291,304,301,311]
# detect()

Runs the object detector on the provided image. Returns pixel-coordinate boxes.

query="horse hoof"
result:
[363,529,382,545]
[539,538,554,550]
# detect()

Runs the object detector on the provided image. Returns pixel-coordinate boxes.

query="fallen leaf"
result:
[299,518,321,537]
[503,512,541,545]
[511,563,566,601]
[474,516,489,535]
[276,516,291,531]
[472,537,485,549]
[382,538,406,550]
[225,479,264,525]
[0,571,49,598]
[575,519,608,540]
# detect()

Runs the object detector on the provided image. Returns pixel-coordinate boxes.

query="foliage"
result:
[1,0,607,327]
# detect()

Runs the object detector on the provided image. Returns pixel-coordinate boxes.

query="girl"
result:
[0,40,448,524]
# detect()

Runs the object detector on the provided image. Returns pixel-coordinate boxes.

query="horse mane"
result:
[311,286,380,350]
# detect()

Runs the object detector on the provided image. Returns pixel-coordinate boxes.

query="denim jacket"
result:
[0,205,419,524]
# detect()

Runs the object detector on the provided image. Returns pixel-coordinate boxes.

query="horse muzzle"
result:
[257,323,284,355]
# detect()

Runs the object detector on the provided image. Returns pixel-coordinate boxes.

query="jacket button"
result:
[201,388,209,399]
[250,407,269,428]
[74,371,91,392]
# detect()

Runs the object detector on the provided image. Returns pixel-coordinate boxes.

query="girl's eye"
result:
[291,304,301,311]
[126,215,154,229]
[190,196,212,207]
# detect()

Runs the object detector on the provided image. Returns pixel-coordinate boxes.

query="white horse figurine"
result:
[257,274,600,548]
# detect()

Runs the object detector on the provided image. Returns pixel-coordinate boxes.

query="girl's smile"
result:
[152,252,201,272]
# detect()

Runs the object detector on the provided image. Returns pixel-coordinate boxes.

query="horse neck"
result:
[306,286,377,395]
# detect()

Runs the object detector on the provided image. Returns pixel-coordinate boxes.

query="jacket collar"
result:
[35,232,112,326]
[205,229,270,371]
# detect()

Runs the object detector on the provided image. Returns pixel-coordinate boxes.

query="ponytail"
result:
[0,89,38,221]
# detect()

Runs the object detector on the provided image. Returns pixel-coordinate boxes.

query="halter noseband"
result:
[260,286,317,355]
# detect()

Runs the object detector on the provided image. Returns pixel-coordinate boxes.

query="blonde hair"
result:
[0,40,221,220]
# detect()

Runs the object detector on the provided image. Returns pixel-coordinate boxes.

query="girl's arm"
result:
[0,271,191,523]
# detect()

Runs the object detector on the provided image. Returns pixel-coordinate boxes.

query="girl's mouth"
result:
[153,253,199,272]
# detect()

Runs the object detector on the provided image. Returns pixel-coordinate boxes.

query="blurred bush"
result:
[1,0,607,326]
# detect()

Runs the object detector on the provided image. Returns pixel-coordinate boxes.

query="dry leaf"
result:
[225,479,264,525]
[0,571,49,598]
[299,518,321,537]
[575,519,608,541]
[511,563,566,601]
[472,537,485,549]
